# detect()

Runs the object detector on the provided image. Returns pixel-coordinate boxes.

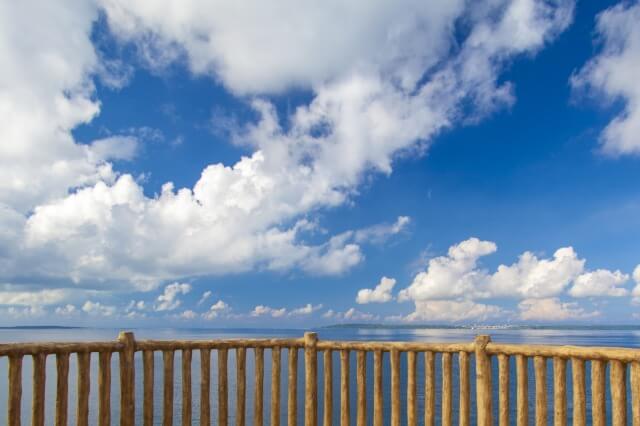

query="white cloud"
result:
[354,216,410,244]
[572,2,640,155]
[54,304,77,316]
[568,269,629,298]
[518,297,598,321]
[322,307,378,321]
[398,238,633,322]
[251,305,287,318]
[155,282,191,311]
[82,300,117,317]
[488,247,585,298]
[89,136,139,162]
[399,238,497,301]
[202,300,229,320]
[198,291,212,306]
[356,276,396,304]
[0,289,73,306]
[0,0,575,304]
[178,309,197,320]
[289,303,323,316]
[405,300,504,322]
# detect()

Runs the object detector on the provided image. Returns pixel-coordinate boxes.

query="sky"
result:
[2,0,640,327]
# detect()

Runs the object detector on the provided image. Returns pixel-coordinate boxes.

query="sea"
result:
[1,326,639,424]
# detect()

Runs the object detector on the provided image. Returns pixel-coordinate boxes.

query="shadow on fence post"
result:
[305,332,318,426]
[475,335,492,426]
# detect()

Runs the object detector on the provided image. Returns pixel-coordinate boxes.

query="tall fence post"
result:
[305,332,318,426]
[475,335,493,426]
[118,331,136,426]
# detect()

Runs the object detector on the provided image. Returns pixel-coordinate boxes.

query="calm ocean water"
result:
[1,327,639,424]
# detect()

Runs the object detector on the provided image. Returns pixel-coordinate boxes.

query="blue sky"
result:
[2,0,640,326]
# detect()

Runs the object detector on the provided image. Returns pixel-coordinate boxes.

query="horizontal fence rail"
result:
[2,333,640,425]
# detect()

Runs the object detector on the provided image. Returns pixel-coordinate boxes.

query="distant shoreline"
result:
[323,323,640,330]
[2,324,640,331]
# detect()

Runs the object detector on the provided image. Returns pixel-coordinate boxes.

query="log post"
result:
[32,353,46,426]
[118,331,136,426]
[475,335,492,426]
[55,353,70,426]
[8,355,22,426]
[304,332,318,426]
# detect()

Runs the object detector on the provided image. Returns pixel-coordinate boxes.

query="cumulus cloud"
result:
[488,247,585,298]
[54,304,77,316]
[82,301,117,316]
[178,310,197,320]
[0,0,575,306]
[399,238,634,322]
[518,297,598,321]
[155,282,191,311]
[251,305,287,318]
[356,276,396,304]
[399,238,497,301]
[568,269,629,297]
[289,303,323,316]
[202,300,230,320]
[572,2,640,155]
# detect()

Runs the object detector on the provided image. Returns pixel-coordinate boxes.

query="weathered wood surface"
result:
[322,350,331,426]
[516,355,528,426]
[289,348,299,426]
[218,348,229,426]
[424,351,436,426]
[162,350,174,426]
[142,350,154,426]
[77,352,91,426]
[390,349,400,426]
[181,349,192,426]
[98,351,112,426]
[236,347,246,426]
[200,349,211,426]
[304,333,318,426]
[8,355,22,426]
[632,361,640,426]
[572,358,586,426]
[271,347,281,426]
[475,335,492,426]
[497,354,509,426]
[407,351,417,426]
[591,359,606,426]
[55,353,70,426]
[32,353,46,426]
[442,352,453,426]
[118,332,135,426]
[610,360,627,426]
[254,347,264,426]
[5,331,640,426]
[340,350,350,426]
[354,351,365,426]
[553,357,567,426]
[373,350,383,426]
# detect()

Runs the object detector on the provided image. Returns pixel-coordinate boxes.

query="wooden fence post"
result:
[118,331,136,426]
[475,335,493,426]
[305,332,318,426]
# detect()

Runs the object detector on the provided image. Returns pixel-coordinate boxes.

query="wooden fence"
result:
[1,332,640,425]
